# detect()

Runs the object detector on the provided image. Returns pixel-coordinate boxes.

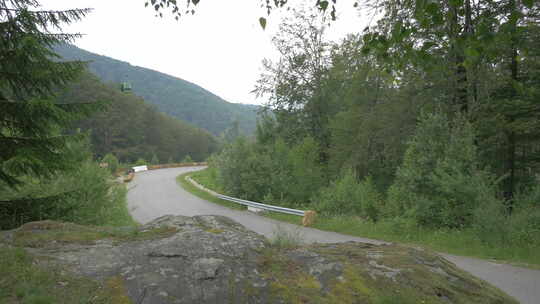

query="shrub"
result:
[150,153,159,165]
[182,154,193,163]
[102,153,119,174]
[213,137,260,198]
[505,184,540,246]
[472,200,509,245]
[212,136,321,207]
[134,158,147,166]
[473,183,540,248]
[506,207,540,246]
[314,169,360,216]
[0,161,133,229]
[287,137,325,206]
[357,177,383,222]
[314,170,382,220]
[388,112,500,229]
[270,224,303,249]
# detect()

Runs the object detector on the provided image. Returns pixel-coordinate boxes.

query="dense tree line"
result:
[209,5,540,249]
[58,72,219,163]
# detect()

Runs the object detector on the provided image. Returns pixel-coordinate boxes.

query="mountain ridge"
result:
[55,44,259,136]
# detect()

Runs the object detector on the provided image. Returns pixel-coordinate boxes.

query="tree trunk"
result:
[504,0,520,208]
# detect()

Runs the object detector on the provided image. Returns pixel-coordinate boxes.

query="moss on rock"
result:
[0,216,520,304]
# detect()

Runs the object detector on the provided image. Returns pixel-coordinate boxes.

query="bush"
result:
[357,177,383,222]
[213,137,262,199]
[182,154,193,163]
[212,136,324,208]
[286,137,325,206]
[150,153,159,165]
[472,200,509,245]
[388,112,500,229]
[134,158,146,166]
[473,183,540,248]
[314,169,359,216]
[506,207,540,246]
[0,160,133,229]
[504,184,540,246]
[270,224,303,249]
[314,170,382,220]
[102,153,119,174]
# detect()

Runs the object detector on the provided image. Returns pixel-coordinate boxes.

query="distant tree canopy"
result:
[58,72,219,163]
[54,44,259,137]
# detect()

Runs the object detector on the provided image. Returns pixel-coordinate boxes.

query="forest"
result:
[204,2,540,260]
[54,43,260,137]
[62,72,218,164]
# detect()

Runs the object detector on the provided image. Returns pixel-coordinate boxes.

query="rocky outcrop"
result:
[0,215,518,304]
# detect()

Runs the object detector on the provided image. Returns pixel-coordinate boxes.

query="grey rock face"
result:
[1,215,518,304]
[11,215,268,304]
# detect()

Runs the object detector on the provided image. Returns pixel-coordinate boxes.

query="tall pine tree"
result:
[0,0,93,188]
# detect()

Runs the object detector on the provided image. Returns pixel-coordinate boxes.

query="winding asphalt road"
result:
[127,167,540,304]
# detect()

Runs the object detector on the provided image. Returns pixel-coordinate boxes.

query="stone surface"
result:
[0,215,518,304]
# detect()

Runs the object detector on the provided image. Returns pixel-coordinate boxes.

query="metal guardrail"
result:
[215,194,305,216]
[186,176,305,216]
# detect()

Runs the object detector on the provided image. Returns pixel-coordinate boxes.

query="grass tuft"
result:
[176,172,245,210]
[0,246,132,303]
[11,223,178,248]
[269,224,304,250]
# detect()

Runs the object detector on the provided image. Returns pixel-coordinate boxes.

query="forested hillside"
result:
[55,44,259,136]
[59,72,218,163]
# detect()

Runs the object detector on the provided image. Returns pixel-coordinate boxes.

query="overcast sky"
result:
[40,1,368,105]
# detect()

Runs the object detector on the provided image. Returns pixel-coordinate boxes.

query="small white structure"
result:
[132,165,148,173]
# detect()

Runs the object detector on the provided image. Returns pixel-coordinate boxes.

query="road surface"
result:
[127,166,540,304]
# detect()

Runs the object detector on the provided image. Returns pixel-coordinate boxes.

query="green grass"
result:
[64,183,136,228]
[101,184,137,227]
[176,172,245,211]
[189,167,223,192]
[0,246,132,304]
[183,168,540,267]
[280,215,540,267]
[11,222,178,248]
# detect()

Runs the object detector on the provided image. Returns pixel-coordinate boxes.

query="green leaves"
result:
[464,46,480,58]
[523,0,534,8]
[449,0,464,7]
[318,0,329,11]
[259,17,267,30]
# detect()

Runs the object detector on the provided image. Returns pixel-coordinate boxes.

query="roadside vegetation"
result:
[187,167,540,267]
[62,71,218,164]
[176,171,245,211]
[0,138,135,230]
[181,4,540,267]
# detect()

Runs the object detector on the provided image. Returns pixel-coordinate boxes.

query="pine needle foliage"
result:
[0,0,94,188]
